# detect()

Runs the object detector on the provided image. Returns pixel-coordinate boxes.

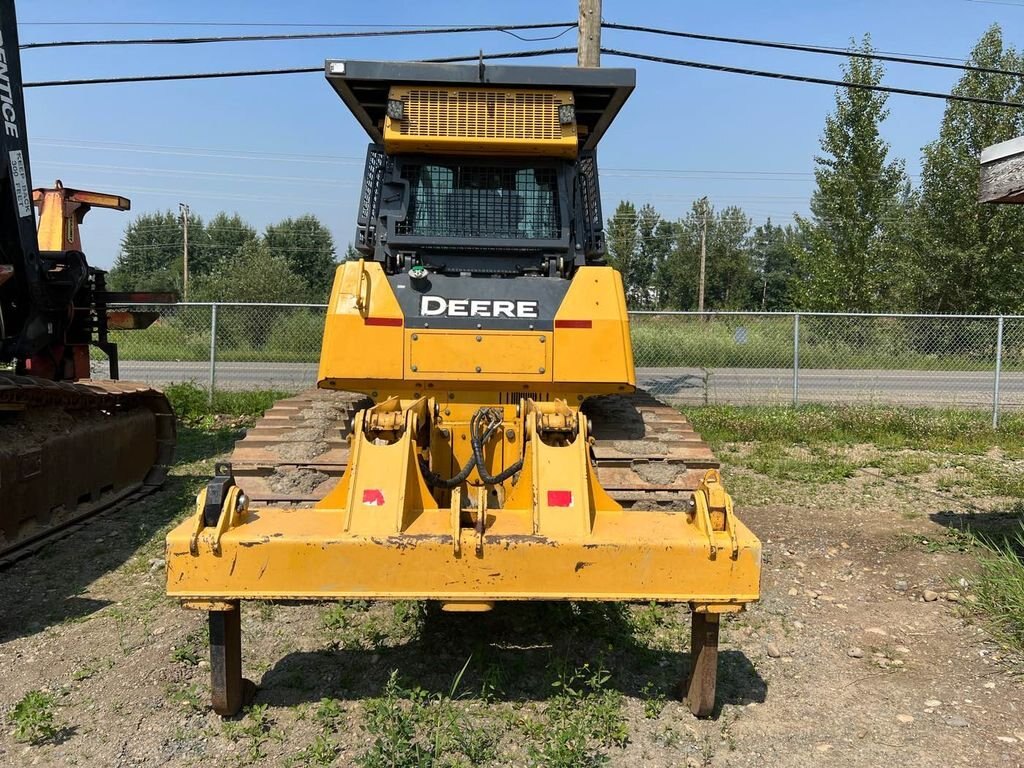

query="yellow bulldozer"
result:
[166,59,761,718]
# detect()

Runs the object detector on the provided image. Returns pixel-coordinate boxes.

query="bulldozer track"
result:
[0,374,176,565]
[228,389,716,510]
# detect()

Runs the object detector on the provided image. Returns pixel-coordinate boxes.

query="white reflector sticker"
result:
[9,150,31,218]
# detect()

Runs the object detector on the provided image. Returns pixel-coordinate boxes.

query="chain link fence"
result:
[95,303,1023,425]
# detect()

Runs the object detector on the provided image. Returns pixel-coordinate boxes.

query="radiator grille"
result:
[398,88,566,140]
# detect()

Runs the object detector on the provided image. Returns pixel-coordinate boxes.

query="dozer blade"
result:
[0,374,176,562]
[166,389,759,718]
[170,389,756,605]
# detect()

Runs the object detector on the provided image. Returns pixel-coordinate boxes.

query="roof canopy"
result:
[325,59,635,152]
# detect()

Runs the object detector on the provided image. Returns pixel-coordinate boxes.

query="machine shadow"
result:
[634,372,708,402]
[0,423,239,644]
[928,506,1023,551]
[257,601,766,715]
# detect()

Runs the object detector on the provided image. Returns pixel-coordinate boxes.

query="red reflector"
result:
[364,317,403,327]
[555,319,592,329]
[547,490,573,507]
[362,489,385,506]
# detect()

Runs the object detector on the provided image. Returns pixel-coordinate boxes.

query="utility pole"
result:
[179,202,190,301]
[577,0,601,67]
[697,197,708,315]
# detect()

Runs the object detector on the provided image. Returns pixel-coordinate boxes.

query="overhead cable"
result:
[21,22,576,50]
[23,48,576,88]
[601,48,1024,108]
[604,22,1024,78]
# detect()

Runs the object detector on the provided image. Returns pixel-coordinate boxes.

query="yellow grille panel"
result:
[384,86,577,158]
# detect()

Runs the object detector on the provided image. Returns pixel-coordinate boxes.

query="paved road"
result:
[92,360,1022,409]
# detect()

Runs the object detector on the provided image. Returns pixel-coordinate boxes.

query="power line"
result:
[601,48,1024,109]
[21,22,576,50]
[604,22,1024,78]
[34,144,923,181]
[22,48,576,88]
[19,20,555,28]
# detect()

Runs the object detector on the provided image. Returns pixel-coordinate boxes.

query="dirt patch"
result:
[266,467,330,496]
[633,461,688,485]
[270,440,330,462]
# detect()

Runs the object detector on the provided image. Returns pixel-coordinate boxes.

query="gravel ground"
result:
[1,435,1022,767]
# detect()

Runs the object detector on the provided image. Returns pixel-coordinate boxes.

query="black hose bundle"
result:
[418,407,524,488]
[471,408,525,485]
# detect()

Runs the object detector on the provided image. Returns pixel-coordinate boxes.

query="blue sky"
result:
[15,0,1024,269]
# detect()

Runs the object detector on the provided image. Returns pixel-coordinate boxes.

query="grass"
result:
[969,522,1024,655]
[630,314,1012,371]
[223,703,281,763]
[523,664,629,768]
[9,690,59,744]
[686,403,1024,452]
[170,629,204,666]
[356,664,500,768]
[321,601,426,650]
[740,443,861,484]
[164,382,289,424]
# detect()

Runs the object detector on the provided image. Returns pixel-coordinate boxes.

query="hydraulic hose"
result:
[418,407,524,489]
[471,407,525,485]
[418,452,476,490]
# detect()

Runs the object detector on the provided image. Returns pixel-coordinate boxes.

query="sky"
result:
[13,0,1024,269]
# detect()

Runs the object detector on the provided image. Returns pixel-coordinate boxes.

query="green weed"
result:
[322,601,425,650]
[170,629,205,666]
[293,733,339,766]
[165,682,204,713]
[526,664,628,768]
[739,443,859,484]
[313,697,346,729]
[223,703,281,763]
[969,524,1024,654]
[641,681,666,719]
[165,382,288,424]
[9,690,58,744]
[71,658,113,682]
[356,661,498,768]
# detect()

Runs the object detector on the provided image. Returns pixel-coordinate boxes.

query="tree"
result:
[342,243,361,262]
[749,220,799,310]
[606,201,642,307]
[191,240,309,347]
[917,25,1024,313]
[263,215,337,300]
[196,212,257,274]
[191,240,307,304]
[705,205,756,309]
[656,201,757,311]
[794,36,912,312]
[633,204,670,309]
[108,210,199,293]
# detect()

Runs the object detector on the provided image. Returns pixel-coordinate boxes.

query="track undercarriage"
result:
[0,374,176,562]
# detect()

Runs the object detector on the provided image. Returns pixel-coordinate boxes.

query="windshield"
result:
[396,162,561,241]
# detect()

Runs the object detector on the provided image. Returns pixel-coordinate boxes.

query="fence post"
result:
[993,315,1004,430]
[792,313,800,407]
[208,303,219,406]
